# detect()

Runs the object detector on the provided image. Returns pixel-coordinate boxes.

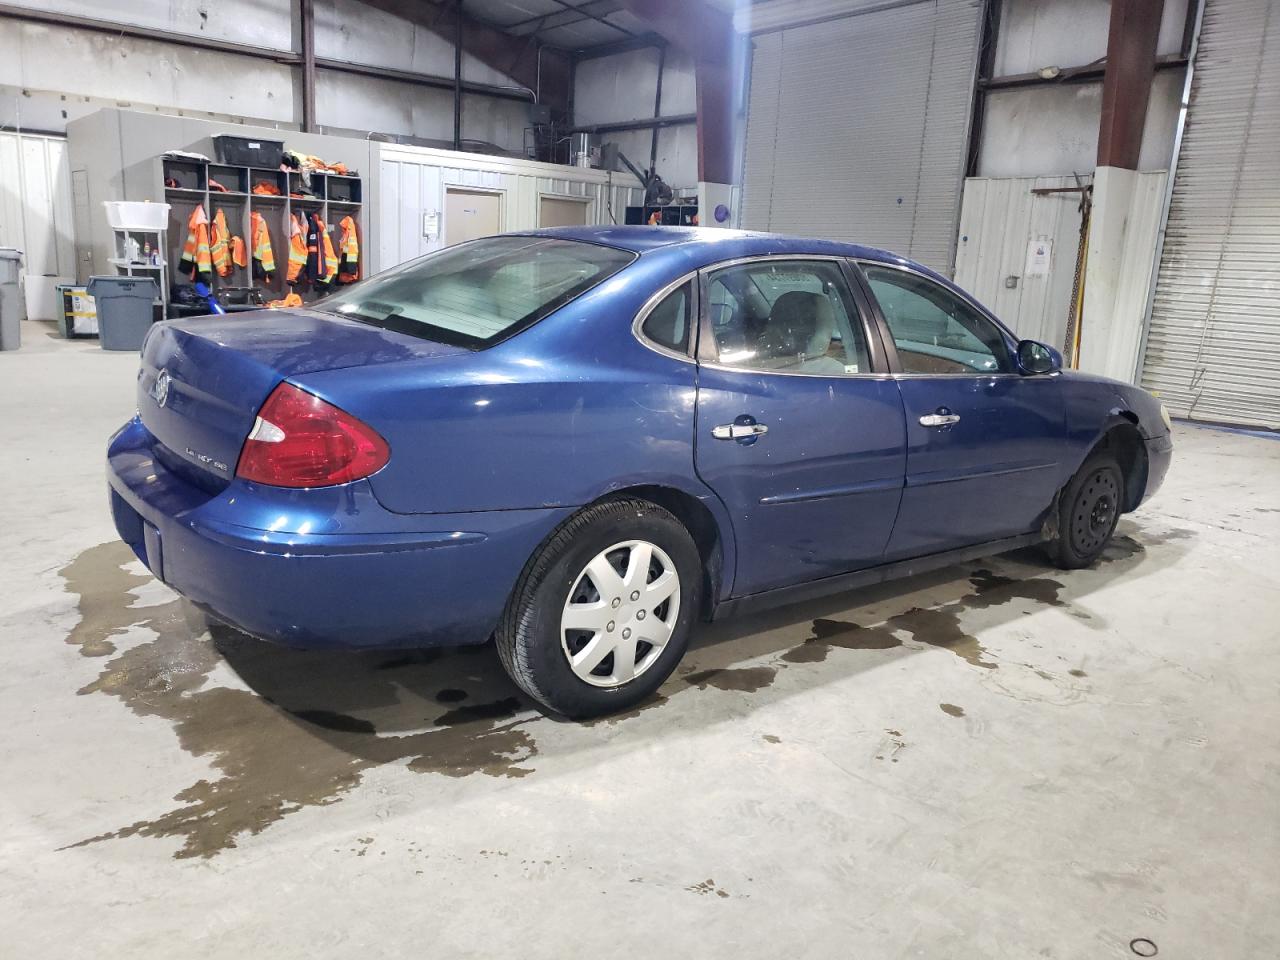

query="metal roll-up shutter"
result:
[1142,0,1280,428]
[739,0,981,274]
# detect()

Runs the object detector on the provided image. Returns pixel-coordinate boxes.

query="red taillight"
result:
[236,382,390,488]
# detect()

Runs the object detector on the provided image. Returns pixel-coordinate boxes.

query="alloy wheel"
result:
[560,539,681,688]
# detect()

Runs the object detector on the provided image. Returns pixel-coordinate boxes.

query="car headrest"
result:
[767,291,835,359]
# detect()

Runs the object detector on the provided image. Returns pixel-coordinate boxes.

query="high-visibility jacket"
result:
[179,205,212,280]
[210,209,232,277]
[337,216,360,283]
[231,235,247,269]
[249,211,276,278]
[286,213,307,285]
[303,213,338,287]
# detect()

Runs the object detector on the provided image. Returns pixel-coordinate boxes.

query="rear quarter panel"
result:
[293,250,713,517]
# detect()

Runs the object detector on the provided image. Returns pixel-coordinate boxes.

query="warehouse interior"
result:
[1,0,1277,956]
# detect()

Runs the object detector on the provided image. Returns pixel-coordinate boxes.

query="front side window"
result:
[640,281,692,354]
[861,264,1012,374]
[317,236,635,348]
[705,260,871,375]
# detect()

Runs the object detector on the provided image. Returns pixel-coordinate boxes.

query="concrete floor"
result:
[2,318,1277,958]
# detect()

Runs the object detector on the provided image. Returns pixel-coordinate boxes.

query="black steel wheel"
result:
[1049,452,1124,569]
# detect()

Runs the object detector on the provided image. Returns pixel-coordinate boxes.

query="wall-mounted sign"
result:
[1025,238,1053,277]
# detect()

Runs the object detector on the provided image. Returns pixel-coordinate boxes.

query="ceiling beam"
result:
[615,0,739,184]
[356,0,571,119]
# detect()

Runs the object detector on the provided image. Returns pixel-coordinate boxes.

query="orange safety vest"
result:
[210,209,232,277]
[319,216,339,286]
[286,213,308,285]
[249,211,276,276]
[337,216,360,283]
[231,235,247,269]
[179,205,212,280]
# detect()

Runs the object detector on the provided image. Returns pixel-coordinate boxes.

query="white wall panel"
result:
[954,175,1085,350]
[993,0,1188,77]
[740,0,980,273]
[372,145,642,271]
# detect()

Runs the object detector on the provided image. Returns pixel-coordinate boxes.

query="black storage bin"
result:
[213,134,284,168]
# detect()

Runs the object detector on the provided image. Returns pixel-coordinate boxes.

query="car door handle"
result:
[712,422,769,440]
[919,413,961,427]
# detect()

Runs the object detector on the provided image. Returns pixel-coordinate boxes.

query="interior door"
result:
[539,195,590,228]
[445,188,502,246]
[858,262,1067,559]
[693,257,906,598]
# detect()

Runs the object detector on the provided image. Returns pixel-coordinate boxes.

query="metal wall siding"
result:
[1142,0,1280,428]
[739,0,981,274]
[954,175,1085,348]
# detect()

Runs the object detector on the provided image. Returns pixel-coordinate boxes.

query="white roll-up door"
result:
[739,0,981,274]
[1142,0,1280,428]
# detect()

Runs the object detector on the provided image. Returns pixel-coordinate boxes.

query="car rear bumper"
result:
[106,416,570,649]
[1141,432,1173,505]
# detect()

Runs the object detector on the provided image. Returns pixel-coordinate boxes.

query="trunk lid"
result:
[137,308,467,488]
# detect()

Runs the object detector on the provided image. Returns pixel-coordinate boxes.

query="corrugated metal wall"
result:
[954,176,1085,349]
[1142,0,1280,428]
[373,145,644,271]
[739,0,981,274]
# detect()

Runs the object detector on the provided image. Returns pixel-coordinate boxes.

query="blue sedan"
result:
[107,227,1173,717]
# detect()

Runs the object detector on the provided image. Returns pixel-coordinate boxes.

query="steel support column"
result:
[299,0,317,132]
[1097,0,1166,169]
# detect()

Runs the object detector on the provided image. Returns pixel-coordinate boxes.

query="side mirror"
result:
[1017,339,1061,375]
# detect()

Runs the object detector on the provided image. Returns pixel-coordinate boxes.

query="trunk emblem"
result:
[152,370,172,408]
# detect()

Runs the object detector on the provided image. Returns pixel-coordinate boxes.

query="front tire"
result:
[1048,452,1124,569]
[496,498,701,718]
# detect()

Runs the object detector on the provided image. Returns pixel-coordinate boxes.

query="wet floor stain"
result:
[780,618,902,663]
[684,666,777,693]
[939,703,965,718]
[55,525,1178,859]
[60,542,538,860]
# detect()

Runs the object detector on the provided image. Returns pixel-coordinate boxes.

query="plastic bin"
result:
[103,201,171,231]
[87,276,158,352]
[213,134,284,168]
[0,247,23,351]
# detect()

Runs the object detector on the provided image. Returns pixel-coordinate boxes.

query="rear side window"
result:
[705,259,872,375]
[317,236,635,348]
[640,281,692,354]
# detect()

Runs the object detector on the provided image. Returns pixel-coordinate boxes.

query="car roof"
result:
[515,225,915,269]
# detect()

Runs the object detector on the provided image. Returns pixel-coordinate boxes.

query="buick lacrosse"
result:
[107,227,1172,717]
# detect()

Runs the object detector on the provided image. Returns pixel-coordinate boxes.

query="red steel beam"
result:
[1097,0,1166,169]
[616,0,739,183]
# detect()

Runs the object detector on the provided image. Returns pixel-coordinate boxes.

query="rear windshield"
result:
[316,236,635,348]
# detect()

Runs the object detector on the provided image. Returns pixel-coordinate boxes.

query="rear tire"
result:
[1048,452,1124,569]
[496,498,701,719]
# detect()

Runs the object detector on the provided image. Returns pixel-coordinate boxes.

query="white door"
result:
[445,188,503,246]
[539,195,590,228]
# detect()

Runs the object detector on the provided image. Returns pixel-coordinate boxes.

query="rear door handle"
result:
[712,421,769,441]
[919,412,961,427]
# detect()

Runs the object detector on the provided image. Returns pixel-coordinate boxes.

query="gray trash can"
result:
[0,247,23,351]
[87,276,158,352]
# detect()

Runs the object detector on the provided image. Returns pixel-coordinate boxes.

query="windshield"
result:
[317,236,635,348]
